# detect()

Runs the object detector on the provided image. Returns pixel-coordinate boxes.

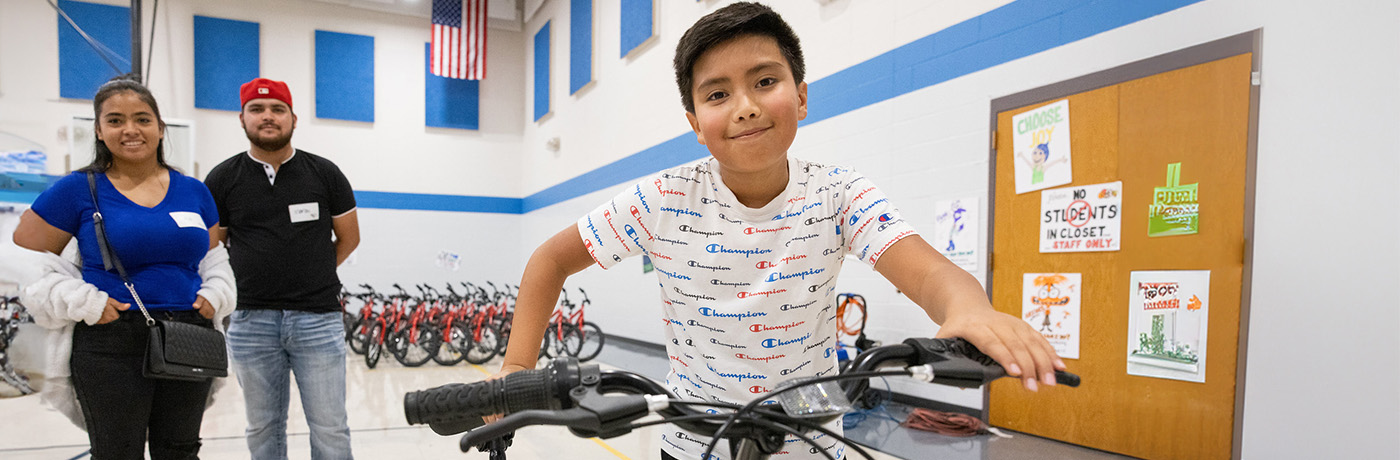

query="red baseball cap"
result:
[240,78,293,110]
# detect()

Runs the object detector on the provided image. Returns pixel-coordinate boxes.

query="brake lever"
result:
[461,409,597,451]
[459,390,656,451]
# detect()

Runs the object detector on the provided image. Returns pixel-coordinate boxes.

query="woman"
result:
[13,75,235,459]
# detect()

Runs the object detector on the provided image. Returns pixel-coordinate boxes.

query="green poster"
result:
[1148,163,1199,237]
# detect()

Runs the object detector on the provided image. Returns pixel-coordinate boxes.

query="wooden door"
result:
[988,53,1253,460]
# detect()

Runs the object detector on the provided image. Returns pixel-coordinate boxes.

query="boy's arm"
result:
[873,234,1066,392]
[497,223,598,375]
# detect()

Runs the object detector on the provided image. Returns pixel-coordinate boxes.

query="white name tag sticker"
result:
[289,202,320,223]
[169,211,205,229]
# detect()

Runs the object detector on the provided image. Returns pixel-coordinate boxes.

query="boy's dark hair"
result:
[674,2,805,113]
[83,73,172,173]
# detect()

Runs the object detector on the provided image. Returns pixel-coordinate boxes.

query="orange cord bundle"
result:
[902,408,1009,438]
[835,294,866,337]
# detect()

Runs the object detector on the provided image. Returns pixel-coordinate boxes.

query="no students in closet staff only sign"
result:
[1039,181,1122,253]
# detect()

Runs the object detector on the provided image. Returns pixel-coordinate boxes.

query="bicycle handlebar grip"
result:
[903,338,1082,388]
[404,359,581,435]
[1053,370,1080,387]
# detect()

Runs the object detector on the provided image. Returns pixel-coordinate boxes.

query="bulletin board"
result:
[986,32,1259,460]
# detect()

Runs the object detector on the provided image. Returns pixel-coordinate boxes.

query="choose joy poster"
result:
[1022,273,1081,359]
[1040,181,1121,253]
[932,197,978,271]
[1013,99,1073,194]
[1127,270,1210,383]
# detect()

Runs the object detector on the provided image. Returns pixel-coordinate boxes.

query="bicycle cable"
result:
[702,369,914,460]
[637,404,879,460]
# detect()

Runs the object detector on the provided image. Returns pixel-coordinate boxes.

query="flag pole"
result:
[130,0,142,81]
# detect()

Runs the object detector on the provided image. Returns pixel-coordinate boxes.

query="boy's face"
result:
[685,34,808,176]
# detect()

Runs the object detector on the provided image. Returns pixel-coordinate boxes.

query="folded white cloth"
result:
[19,243,237,429]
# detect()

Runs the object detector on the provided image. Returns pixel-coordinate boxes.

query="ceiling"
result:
[302,0,521,29]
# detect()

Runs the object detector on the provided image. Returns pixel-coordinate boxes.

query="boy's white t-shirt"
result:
[578,157,917,460]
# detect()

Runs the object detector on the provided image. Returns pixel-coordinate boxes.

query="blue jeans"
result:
[227,309,353,460]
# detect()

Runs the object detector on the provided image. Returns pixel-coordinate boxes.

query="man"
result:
[205,78,360,460]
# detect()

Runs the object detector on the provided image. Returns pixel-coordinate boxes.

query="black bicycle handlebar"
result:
[404,359,585,436]
[405,338,1080,458]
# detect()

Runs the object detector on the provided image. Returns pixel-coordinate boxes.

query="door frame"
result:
[984,29,1262,459]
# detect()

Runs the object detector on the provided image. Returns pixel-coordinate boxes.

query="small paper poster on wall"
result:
[1013,99,1073,194]
[933,197,979,271]
[436,250,462,271]
[1039,181,1121,253]
[1022,273,1081,359]
[1127,270,1210,383]
[1148,162,1199,237]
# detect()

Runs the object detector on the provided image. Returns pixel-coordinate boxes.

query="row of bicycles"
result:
[1,296,35,396]
[339,282,605,370]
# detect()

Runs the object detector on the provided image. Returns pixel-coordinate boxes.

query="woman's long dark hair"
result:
[81,74,172,173]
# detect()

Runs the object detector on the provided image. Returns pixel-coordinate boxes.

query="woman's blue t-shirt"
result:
[31,170,218,311]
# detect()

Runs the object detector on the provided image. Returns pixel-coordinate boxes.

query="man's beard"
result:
[246,126,293,152]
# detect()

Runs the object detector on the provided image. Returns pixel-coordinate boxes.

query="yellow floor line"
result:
[470,363,491,376]
[590,437,631,459]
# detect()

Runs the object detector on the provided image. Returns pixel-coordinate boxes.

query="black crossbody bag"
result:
[87,172,228,381]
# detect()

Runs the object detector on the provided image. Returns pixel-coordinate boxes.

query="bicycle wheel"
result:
[492,316,513,356]
[575,322,605,362]
[463,322,501,365]
[394,326,441,368]
[364,323,384,369]
[540,324,569,358]
[433,323,467,366]
[347,318,370,355]
[558,324,585,358]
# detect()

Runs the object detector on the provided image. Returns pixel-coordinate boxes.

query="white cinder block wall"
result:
[0,0,529,290]
[519,1,1399,458]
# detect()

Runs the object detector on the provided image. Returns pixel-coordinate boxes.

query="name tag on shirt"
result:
[289,202,320,223]
[169,211,205,229]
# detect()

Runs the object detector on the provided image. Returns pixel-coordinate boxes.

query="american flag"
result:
[431,0,488,80]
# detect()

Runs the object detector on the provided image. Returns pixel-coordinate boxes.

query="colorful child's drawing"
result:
[1012,99,1073,194]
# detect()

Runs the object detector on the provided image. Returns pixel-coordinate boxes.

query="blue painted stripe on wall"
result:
[355,191,521,214]
[57,0,130,100]
[194,16,260,111]
[522,133,708,212]
[511,0,1206,213]
[23,0,1203,214]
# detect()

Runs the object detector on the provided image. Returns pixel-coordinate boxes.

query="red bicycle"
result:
[365,284,440,369]
[541,288,604,362]
[345,284,382,355]
[430,284,471,366]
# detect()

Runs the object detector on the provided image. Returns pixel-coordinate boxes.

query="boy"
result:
[496,3,1064,459]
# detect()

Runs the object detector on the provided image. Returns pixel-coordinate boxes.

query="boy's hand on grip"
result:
[936,308,1066,392]
[482,363,530,423]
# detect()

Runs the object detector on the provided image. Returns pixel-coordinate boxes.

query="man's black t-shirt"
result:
[204,150,355,313]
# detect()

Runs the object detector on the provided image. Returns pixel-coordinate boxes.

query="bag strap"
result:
[86,172,155,326]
